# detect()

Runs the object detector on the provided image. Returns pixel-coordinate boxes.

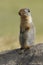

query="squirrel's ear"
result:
[18,11,21,16]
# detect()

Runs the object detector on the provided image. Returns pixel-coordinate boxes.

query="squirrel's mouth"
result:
[20,13,31,19]
[23,13,30,16]
[19,11,31,17]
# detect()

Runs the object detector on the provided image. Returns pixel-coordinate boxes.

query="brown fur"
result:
[19,8,35,49]
[20,16,31,32]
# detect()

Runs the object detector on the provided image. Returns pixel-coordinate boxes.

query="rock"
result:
[0,43,43,65]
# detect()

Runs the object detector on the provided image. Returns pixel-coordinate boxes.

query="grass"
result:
[0,0,43,51]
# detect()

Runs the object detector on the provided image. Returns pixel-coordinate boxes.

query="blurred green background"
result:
[0,0,43,51]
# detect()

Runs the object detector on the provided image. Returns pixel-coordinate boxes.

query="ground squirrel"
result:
[18,8,35,49]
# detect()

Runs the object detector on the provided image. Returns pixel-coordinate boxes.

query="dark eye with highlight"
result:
[28,9,30,12]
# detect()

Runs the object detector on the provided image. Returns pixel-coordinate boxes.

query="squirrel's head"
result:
[18,8,31,18]
[18,8,32,23]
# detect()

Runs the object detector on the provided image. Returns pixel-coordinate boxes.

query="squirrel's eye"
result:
[28,9,30,12]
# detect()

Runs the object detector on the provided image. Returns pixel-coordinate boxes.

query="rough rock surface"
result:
[0,43,43,65]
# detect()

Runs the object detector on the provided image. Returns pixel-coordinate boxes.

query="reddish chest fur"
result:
[20,16,31,31]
